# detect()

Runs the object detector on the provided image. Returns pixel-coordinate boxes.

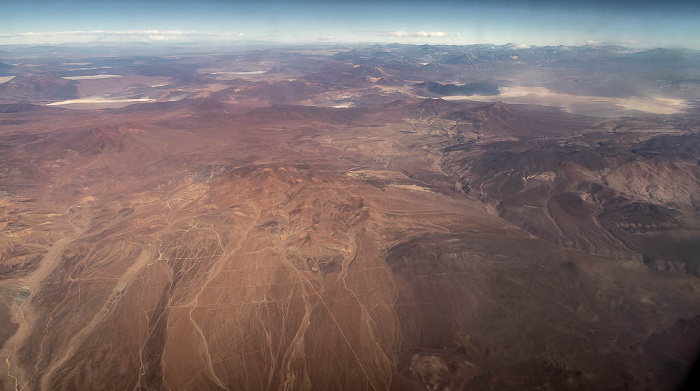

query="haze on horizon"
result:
[2,0,700,49]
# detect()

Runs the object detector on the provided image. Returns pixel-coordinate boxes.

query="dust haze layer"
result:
[0,43,699,390]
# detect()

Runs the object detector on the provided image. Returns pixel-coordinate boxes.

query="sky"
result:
[2,0,700,48]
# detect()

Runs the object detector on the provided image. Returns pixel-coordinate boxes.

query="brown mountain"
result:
[0,45,698,391]
[0,74,77,101]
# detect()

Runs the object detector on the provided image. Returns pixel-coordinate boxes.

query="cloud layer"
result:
[0,30,246,43]
[388,31,448,38]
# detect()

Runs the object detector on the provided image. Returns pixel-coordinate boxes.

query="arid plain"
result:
[0,44,699,390]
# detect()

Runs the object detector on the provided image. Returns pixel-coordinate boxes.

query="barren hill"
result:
[0,44,698,391]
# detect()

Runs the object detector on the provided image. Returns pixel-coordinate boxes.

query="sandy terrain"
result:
[446,86,689,116]
[0,44,698,390]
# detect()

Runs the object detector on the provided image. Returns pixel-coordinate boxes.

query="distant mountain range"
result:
[0,74,77,101]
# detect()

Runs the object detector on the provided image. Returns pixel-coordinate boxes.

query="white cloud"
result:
[0,30,246,44]
[388,31,449,38]
[318,35,336,41]
[586,40,599,45]
[418,31,447,37]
